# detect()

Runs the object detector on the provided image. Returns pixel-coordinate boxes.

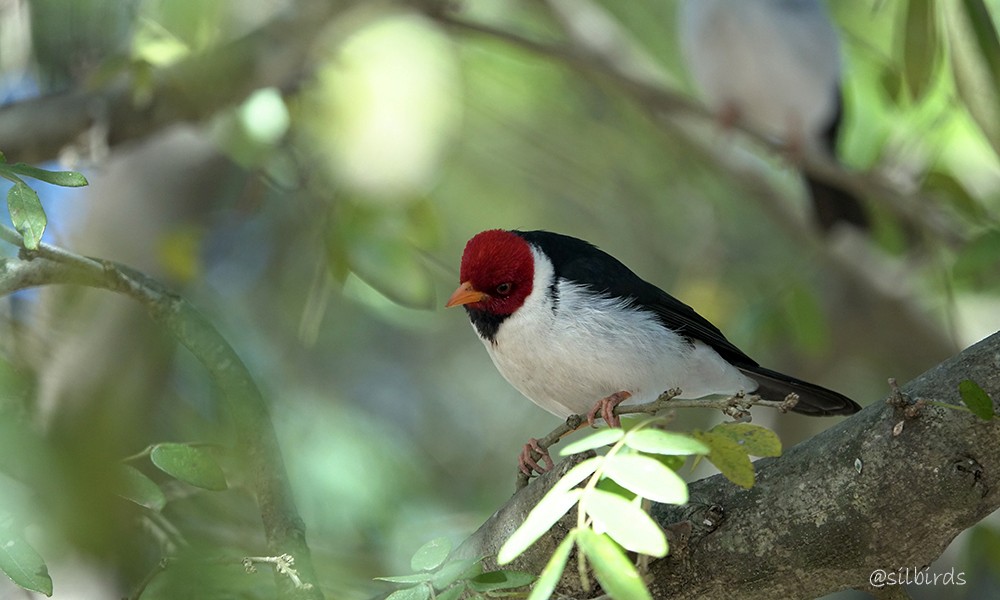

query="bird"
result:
[446,229,861,475]
[677,0,868,232]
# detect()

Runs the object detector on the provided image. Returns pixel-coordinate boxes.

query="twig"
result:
[514,388,799,489]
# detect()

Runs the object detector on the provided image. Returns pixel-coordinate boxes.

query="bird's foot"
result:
[586,391,632,429]
[519,437,554,476]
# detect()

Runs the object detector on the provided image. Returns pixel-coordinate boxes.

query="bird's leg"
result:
[519,437,554,476]
[586,391,632,429]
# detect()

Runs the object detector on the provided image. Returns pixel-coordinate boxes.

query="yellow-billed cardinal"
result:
[446,229,860,475]
[678,0,868,231]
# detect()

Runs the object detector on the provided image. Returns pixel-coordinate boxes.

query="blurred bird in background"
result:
[678,0,869,232]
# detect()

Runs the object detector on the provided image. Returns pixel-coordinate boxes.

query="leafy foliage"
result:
[377,537,532,600]
[497,421,712,599]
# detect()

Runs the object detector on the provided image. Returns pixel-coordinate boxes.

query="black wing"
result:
[514,230,759,368]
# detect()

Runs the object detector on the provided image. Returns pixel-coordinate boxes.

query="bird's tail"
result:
[808,93,869,233]
[739,366,861,416]
[807,176,869,233]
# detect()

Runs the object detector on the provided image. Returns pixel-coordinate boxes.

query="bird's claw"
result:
[519,438,554,476]
[586,391,632,429]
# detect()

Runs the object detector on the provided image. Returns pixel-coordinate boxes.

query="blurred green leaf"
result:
[953,229,1000,289]
[498,489,580,565]
[693,431,755,489]
[582,488,667,557]
[150,443,227,491]
[431,557,480,590]
[0,523,52,596]
[375,573,434,584]
[603,454,689,505]
[948,2,1000,155]
[924,170,987,221]
[709,423,782,458]
[961,0,1000,95]
[116,465,166,511]
[410,537,451,572]
[902,0,940,100]
[576,529,651,600]
[959,379,995,420]
[469,569,534,592]
[434,585,464,600]
[560,428,623,456]
[624,429,709,456]
[7,182,46,250]
[386,584,430,600]
[6,164,88,187]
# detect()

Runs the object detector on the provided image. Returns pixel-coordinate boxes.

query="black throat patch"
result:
[465,308,508,344]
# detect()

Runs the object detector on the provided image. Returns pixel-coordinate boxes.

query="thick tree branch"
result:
[0,226,324,600]
[457,331,1000,598]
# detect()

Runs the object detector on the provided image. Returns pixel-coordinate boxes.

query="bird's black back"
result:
[514,230,758,368]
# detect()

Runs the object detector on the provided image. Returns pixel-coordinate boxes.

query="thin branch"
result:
[0,227,324,600]
[515,388,800,490]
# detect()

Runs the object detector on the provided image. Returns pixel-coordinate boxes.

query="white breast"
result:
[477,248,757,418]
[679,0,842,147]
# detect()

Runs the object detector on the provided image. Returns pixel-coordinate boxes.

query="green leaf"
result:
[576,529,651,600]
[7,182,46,250]
[431,557,480,590]
[116,464,166,511]
[410,537,451,571]
[624,429,709,456]
[551,457,601,494]
[952,229,1000,289]
[386,584,430,600]
[603,454,689,505]
[903,0,939,100]
[375,573,434,584]
[0,524,52,596]
[560,428,624,456]
[434,585,465,600]
[149,443,227,491]
[498,489,581,564]
[468,569,534,592]
[527,532,575,600]
[7,164,88,187]
[582,489,667,557]
[695,431,755,489]
[959,379,995,420]
[709,423,782,457]
[960,0,1000,97]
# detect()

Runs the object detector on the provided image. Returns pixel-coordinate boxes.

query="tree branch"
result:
[0,0,346,164]
[435,4,967,246]
[0,226,324,600]
[457,331,1000,598]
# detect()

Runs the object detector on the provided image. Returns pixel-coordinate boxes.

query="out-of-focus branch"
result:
[0,225,324,600]
[0,0,346,165]
[434,5,966,247]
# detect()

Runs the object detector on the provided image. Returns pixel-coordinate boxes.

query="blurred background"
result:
[0,0,998,598]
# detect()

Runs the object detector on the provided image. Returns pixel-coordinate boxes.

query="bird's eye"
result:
[495,282,512,295]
